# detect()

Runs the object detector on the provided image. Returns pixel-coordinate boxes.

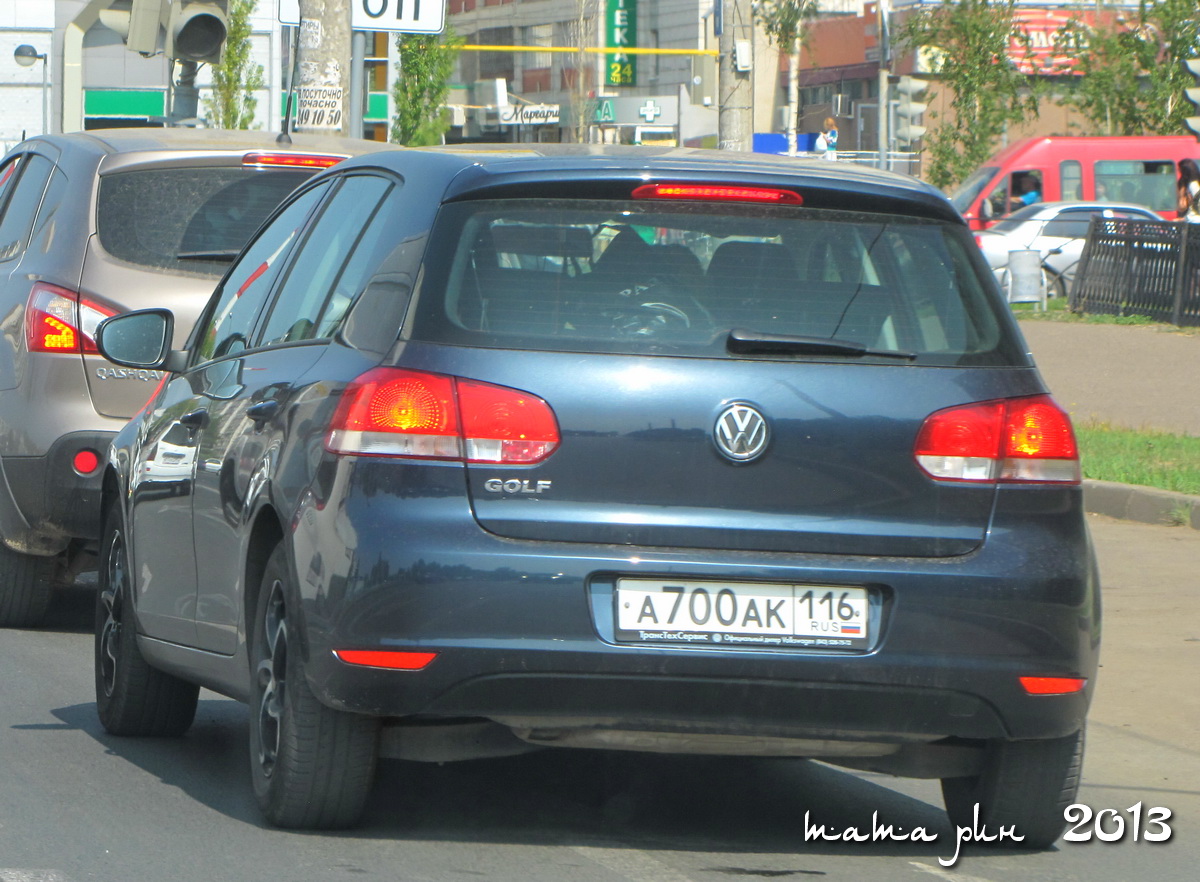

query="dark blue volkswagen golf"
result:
[93,145,1099,840]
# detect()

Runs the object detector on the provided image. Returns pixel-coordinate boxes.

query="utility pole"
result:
[296,0,353,137]
[718,0,752,151]
[876,0,890,169]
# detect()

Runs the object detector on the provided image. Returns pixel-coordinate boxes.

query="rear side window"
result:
[192,182,331,364]
[256,174,394,347]
[0,154,53,263]
[97,167,313,277]
[414,199,1017,365]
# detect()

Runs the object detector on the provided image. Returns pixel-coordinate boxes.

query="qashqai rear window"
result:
[97,167,312,277]
[414,199,1020,365]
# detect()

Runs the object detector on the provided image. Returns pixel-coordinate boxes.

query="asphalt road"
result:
[1,515,1196,882]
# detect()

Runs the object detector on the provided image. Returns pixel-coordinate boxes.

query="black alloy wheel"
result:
[94,501,198,736]
[249,544,379,829]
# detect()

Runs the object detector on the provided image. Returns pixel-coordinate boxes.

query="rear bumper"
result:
[292,480,1100,750]
[0,431,115,553]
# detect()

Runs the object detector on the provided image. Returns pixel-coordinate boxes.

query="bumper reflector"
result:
[334,649,438,670]
[1019,676,1087,695]
[73,449,101,475]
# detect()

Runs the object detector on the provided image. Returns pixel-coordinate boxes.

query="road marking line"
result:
[573,846,696,882]
[908,861,997,882]
[0,872,67,882]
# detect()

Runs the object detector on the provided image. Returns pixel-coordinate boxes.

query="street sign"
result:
[279,0,446,34]
[498,104,560,126]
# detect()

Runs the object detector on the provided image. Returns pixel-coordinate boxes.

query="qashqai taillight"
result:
[914,395,1080,484]
[26,282,118,355]
[325,368,560,464]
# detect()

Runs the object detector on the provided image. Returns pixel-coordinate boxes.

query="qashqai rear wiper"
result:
[726,328,917,360]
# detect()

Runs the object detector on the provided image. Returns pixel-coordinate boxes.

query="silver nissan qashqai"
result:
[94,145,1100,843]
[0,128,391,626]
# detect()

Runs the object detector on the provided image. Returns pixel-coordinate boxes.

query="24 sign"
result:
[279,0,446,34]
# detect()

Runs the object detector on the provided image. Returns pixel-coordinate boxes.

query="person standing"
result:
[1176,158,1200,223]
[822,117,839,161]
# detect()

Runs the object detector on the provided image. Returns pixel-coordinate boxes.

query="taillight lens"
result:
[325,368,560,464]
[26,283,118,355]
[914,395,1079,484]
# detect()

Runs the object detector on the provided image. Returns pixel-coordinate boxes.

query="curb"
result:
[1083,480,1200,530]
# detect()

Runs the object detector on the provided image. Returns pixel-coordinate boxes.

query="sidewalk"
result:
[1019,320,1200,436]
[1018,319,1200,530]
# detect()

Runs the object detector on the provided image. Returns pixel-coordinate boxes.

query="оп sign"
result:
[279,0,447,34]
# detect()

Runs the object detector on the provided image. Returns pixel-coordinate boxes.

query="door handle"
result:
[179,409,209,431]
[246,399,280,425]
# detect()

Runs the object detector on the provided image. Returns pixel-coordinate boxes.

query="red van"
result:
[949,136,1200,230]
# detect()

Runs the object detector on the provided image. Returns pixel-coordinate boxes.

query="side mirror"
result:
[96,309,182,371]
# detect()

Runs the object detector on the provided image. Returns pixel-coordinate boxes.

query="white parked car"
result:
[973,201,1161,298]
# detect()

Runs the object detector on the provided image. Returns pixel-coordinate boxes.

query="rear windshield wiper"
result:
[176,250,240,262]
[726,328,917,360]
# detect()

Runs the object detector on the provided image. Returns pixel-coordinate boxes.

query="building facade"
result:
[0,0,399,151]
[1,1,1153,162]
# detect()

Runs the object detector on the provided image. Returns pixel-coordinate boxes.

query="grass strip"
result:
[1075,421,1200,497]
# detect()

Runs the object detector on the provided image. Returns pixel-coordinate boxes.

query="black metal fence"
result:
[1071,218,1200,326]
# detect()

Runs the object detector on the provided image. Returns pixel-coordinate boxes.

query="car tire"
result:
[95,502,199,736]
[249,544,379,829]
[941,728,1085,849]
[0,543,57,628]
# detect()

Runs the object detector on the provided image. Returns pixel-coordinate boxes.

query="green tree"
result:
[391,26,463,147]
[203,0,264,129]
[756,0,820,156]
[897,0,1040,189]
[1052,0,1200,135]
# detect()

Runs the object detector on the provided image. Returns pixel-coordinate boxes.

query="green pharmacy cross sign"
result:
[605,0,637,86]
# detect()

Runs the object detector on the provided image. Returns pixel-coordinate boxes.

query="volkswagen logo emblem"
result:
[714,403,769,462]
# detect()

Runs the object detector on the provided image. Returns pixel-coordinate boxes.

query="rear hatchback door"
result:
[411,192,1036,559]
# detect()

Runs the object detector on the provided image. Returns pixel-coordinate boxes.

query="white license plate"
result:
[614,579,871,649]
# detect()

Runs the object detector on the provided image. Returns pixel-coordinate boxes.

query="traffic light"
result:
[895,76,928,146]
[166,1,229,64]
[1185,59,1200,141]
[98,0,166,57]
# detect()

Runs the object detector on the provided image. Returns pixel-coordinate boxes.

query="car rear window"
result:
[413,198,1020,365]
[97,167,313,277]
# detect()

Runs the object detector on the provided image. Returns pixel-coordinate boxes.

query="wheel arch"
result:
[243,505,285,668]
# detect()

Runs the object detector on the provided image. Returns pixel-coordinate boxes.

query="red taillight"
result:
[325,368,560,464]
[25,283,118,355]
[1019,676,1087,695]
[457,378,561,463]
[632,183,803,205]
[334,649,438,670]
[241,152,346,169]
[914,395,1079,484]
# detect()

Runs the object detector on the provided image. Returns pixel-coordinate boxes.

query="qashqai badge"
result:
[714,403,769,462]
